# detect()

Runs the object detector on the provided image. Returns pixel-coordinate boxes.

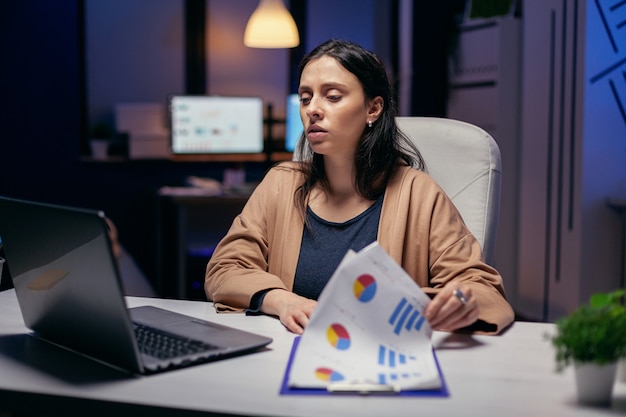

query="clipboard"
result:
[280,337,450,397]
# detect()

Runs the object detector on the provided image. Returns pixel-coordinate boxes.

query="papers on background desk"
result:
[284,242,445,395]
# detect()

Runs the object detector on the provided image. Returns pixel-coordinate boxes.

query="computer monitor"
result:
[285,93,303,152]
[169,95,264,154]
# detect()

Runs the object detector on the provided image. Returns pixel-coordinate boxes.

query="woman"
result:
[205,39,514,335]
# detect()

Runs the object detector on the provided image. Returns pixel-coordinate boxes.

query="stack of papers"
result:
[285,242,444,394]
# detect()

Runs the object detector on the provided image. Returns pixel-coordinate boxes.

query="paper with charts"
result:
[287,242,442,390]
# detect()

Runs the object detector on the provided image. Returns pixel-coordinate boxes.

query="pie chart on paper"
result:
[315,367,344,382]
[326,323,350,350]
[353,274,377,302]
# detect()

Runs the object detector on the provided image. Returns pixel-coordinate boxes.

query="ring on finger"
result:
[452,288,468,306]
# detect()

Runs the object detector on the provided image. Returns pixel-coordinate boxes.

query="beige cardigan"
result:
[205,163,514,334]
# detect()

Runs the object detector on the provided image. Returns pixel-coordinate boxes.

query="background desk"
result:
[0,289,625,417]
[157,191,249,299]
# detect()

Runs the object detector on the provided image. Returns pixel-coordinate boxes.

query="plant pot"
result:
[618,358,626,383]
[574,361,617,405]
[90,139,109,160]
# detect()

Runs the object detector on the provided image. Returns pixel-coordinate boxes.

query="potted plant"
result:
[89,122,113,159]
[548,289,626,405]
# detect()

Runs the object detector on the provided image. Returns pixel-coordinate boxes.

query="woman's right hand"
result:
[261,289,317,334]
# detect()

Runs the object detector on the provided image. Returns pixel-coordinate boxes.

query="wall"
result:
[305,0,376,52]
[0,1,84,202]
[516,0,626,321]
[86,0,378,129]
[12,1,613,316]
[207,0,290,114]
[0,0,382,295]
[86,0,185,127]
[580,0,626,297]
[0,1,266,291]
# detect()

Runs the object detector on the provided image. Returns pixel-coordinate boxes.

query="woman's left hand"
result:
[423,286,479,332]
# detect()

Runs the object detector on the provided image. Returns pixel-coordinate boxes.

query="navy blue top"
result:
[292,195,383,300]
[247,195,383,312]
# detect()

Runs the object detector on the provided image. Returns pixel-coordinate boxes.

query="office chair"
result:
[292,117,502,264]
[395,117,501,265]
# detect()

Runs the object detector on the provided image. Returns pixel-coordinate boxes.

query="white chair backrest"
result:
[395,117,501,264]
[291,117,502,264]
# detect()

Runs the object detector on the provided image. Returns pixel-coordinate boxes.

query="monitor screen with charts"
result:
[285,93,303,152]
[169,95,264,154]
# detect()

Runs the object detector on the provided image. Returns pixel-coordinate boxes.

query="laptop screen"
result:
[285,94,303,152]
[0,196,273,374]
[169,95,264,154]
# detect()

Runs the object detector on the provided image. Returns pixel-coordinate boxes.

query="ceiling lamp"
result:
[244,0,300,48]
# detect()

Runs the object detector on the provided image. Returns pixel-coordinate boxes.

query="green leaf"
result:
[590,289,624,308]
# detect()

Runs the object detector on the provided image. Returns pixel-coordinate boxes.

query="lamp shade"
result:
[244,0,299,48]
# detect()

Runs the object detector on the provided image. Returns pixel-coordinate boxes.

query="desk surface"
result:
[0,289,625,417]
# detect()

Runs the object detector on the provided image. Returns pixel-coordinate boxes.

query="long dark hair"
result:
[294,39,424,217]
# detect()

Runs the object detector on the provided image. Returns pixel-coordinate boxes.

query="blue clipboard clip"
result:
[327,380,401,395]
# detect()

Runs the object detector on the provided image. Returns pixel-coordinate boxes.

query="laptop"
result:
[0,196,272,374]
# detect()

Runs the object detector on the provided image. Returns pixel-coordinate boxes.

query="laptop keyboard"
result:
[133,323,219,360]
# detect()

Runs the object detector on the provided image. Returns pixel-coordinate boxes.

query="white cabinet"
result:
[517,0,626,321]
[448,1,626,322]
[447,16,522,308]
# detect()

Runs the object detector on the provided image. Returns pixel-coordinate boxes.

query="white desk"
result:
[0,289,624,417]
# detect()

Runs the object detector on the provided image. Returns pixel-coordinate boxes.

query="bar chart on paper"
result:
[388,297,427,335]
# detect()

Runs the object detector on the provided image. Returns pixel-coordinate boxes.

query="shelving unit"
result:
[83,102,293,164]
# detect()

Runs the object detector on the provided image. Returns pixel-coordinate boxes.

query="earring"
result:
[367,120,373,128]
